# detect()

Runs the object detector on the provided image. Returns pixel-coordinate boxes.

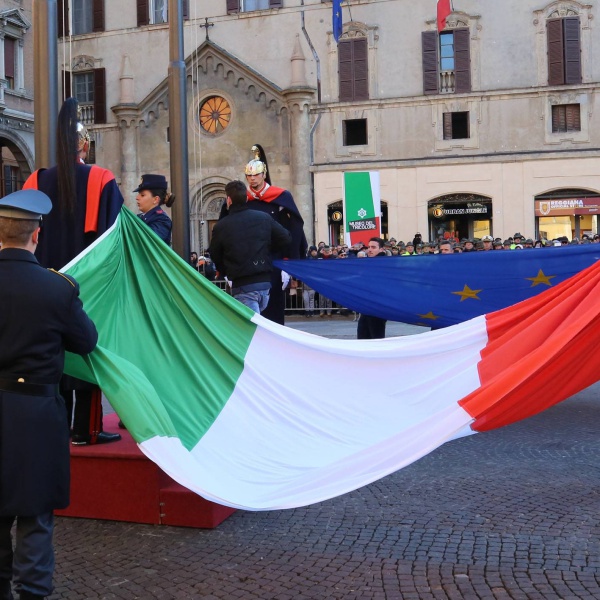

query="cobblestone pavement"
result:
[51,378,600,600]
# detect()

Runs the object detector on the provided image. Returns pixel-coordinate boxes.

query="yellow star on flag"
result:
[417,311,440,321]
[452,285,482,302]
[526,269,556,287]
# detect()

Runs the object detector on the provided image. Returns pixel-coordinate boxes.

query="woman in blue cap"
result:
[134,174,175,244]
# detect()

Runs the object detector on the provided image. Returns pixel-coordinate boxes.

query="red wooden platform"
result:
[55,413,236,528]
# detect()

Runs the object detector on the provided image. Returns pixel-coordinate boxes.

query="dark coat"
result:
[246,190,307,324]
[0,249,98,515]
[25,164,124,270]
[209,203,291,287]
[138,205,172,245]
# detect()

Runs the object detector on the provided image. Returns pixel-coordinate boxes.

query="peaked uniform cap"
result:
[0,189,52,220]
[133,174,168,192]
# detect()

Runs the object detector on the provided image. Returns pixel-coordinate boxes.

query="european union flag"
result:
[276,245,600,329]
[333,0,343,43]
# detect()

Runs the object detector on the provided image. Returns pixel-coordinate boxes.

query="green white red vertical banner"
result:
[343,171,381,247]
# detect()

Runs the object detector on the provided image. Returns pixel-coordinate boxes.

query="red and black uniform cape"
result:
[24,165,123,441]
[246,185,308,324]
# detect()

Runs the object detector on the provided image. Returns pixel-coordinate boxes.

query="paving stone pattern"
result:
[51,380,600,599]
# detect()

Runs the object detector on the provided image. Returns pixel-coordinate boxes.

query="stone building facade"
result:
[0,0,35,196]
[49,0,600,248]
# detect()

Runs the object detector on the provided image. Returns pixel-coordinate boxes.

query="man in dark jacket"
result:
[0,190,98,600]
[357,237,388,340]
[210,180,291,314]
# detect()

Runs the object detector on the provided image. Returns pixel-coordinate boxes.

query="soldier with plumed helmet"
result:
[239,144,308,324]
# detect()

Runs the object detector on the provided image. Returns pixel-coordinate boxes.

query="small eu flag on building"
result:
[333,0,343,43]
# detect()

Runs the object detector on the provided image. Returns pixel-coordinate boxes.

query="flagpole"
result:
[168,0,190,260]
[33,0,58,168]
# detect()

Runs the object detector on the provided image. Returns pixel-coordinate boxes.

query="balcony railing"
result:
[79,102,95,124]
[439,70,455,94]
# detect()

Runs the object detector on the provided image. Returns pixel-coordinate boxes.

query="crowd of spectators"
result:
[307,231,600,257]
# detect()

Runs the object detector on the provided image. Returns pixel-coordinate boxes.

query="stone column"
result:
[282,35,316,242]
[16,39,25,92]
[111,56,139,210]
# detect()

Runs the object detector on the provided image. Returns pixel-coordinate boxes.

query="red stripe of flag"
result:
[459,259,600,432]
[437,0,451,32]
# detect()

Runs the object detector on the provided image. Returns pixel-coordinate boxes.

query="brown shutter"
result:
[551,105,562,132]
[4,39,15,79]
[93,0,105,32]
[57,0,68,37]
[137,0,149,26]
[563,17,581,84]
[227,0,240,14]
[422,31,439,95]
[269,0,283,7]
[338,39,353,101]
[94,68,107,124]
[62,70,72,99]
[547,18,565,85]
[353,38,369,101]
[443,113,452,140]
[566,104,581,131]
[453,28,471,93]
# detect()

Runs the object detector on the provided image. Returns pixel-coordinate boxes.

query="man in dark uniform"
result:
[23,97,121,446]
[243,145,307,325]
[0,189,98,600]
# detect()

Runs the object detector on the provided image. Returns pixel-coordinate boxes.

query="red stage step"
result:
[55,413,236,528]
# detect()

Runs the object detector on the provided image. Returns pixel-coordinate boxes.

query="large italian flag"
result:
[63,208,600,510]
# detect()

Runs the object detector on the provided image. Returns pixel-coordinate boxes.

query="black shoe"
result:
[96,431,122,444]
[117,419,127,429]
[72,432,121,446]
[19,590,45,600]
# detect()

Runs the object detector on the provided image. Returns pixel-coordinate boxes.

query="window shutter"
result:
[137,0,149,26]
[93,0,105,32]
[443,113,452,140]
[453,28,471,93]
[62,70,72,99]
[227,0,240,14]
[94,68,107,124]
[57,0,68,37]
[338,39,353,101]
[547,19,564,85]
[269,0,283,7]
[353,38,369,100]
[183,0,189,19]
[566,104,581,131]
[551,105,562,132]
[563,17,581,84]
[4,39,15,79]
[422,31,439,95]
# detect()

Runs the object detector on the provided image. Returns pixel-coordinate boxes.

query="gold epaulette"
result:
[48,268,75,287]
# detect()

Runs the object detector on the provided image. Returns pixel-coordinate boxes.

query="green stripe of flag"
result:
[63,207,257,449]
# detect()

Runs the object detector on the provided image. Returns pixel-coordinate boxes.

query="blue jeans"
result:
[234,288,271,314]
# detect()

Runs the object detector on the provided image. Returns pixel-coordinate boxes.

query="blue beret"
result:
[0,189,52,220]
